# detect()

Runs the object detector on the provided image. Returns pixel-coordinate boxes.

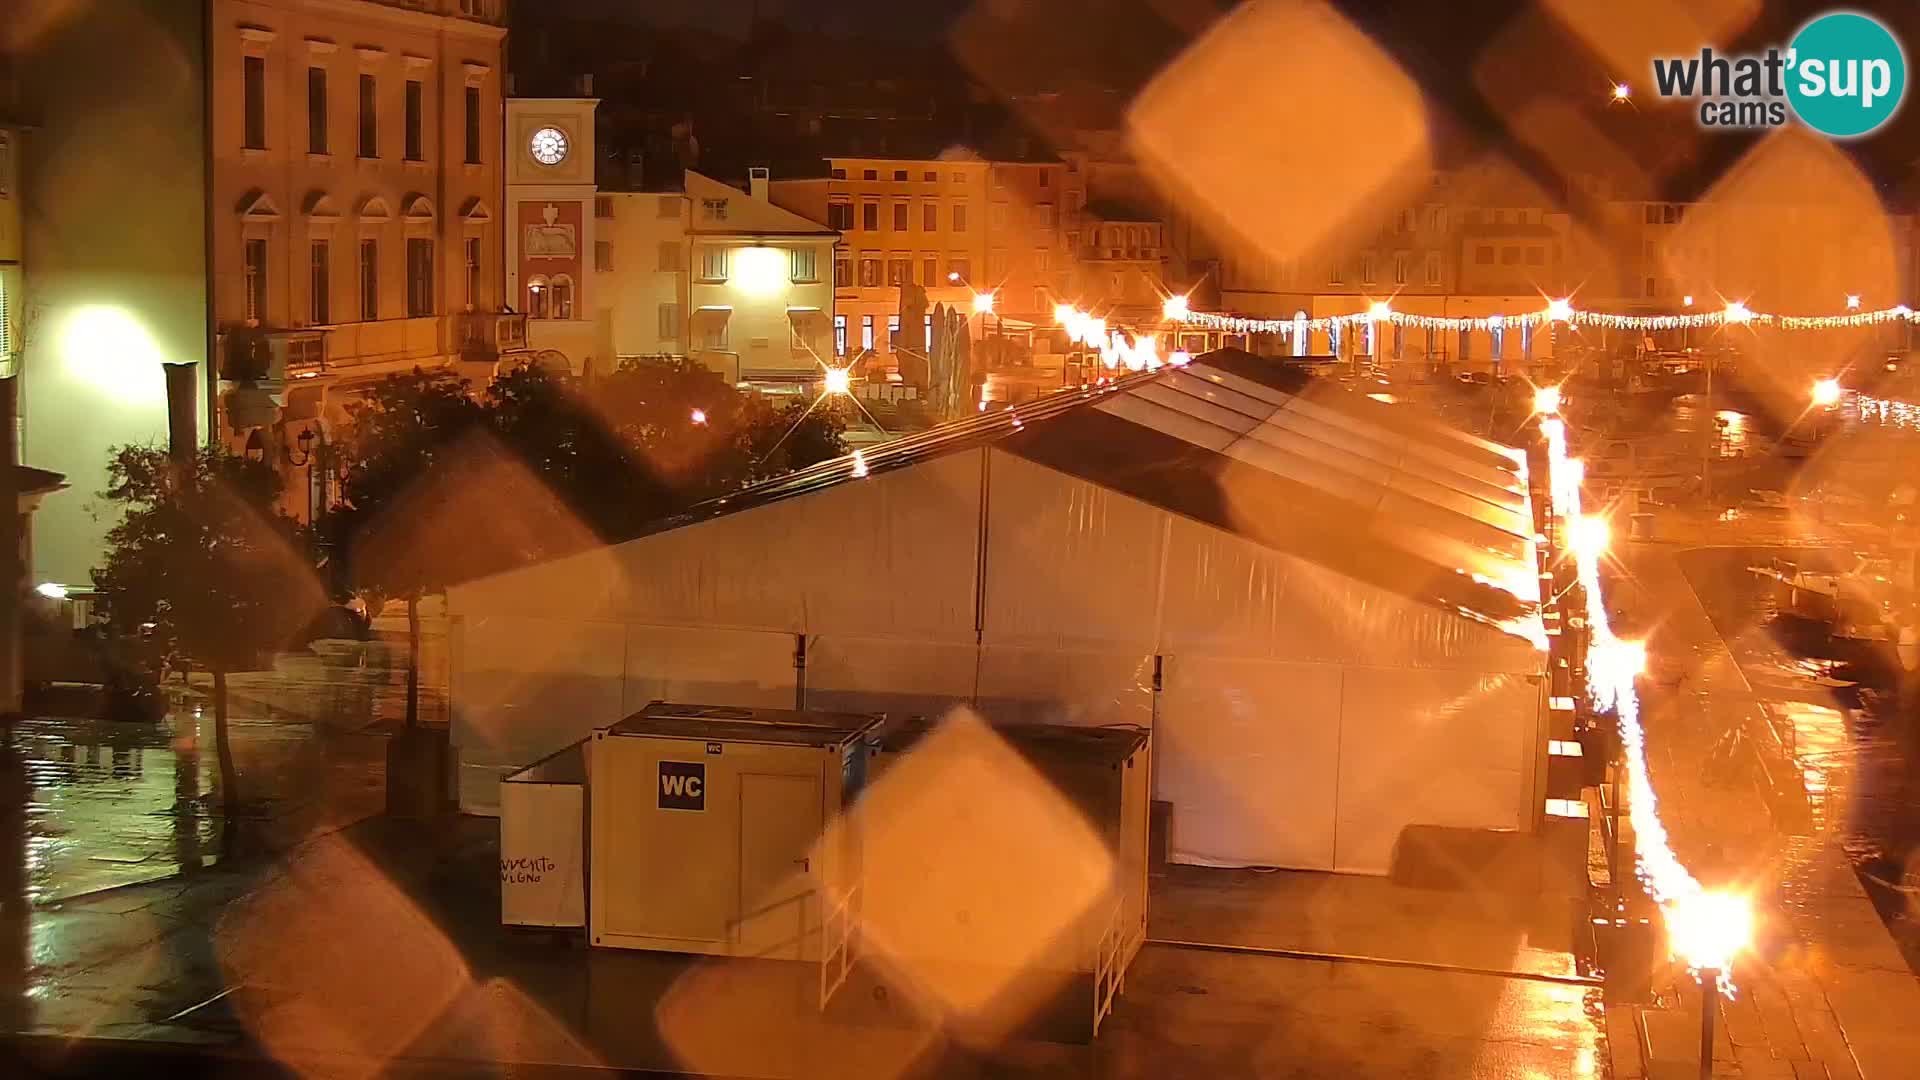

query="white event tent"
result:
[446,349,1549,874]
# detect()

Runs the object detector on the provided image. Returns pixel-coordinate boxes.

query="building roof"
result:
[663,349,1537,629]
[608,701,885,747]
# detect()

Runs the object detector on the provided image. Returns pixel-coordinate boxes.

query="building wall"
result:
[604,191,689,360]
[209,0,506,353]
[684,171,837,384]
[13,0,212,589]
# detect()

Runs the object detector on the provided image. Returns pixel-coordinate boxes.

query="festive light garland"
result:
[1540,407,1753,996]
[1179,299,1918,337]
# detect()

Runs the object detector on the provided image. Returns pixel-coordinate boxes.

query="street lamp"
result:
[1611,83,1631,102]
[286,427,332,526]
[1812,378,1842,407]
[1846,294,1862,310]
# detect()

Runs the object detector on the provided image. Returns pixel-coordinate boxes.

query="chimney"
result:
[749,166,769,202]
[578,73,594,97]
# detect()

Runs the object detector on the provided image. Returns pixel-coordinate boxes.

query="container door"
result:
[737,774,821,960]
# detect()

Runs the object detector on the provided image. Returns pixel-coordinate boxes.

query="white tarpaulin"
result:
[448,351,1547,872]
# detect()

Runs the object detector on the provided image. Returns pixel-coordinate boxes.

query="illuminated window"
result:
[834,314,847,355]
[1292,311,1307,357]
[549,274,574,320]
[861,314,874,351]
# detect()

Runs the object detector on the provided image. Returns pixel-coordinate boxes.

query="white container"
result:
[500,740,588,929]
[587,703,882,963]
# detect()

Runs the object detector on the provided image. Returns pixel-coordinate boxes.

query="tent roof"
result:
[655,349,1537,626]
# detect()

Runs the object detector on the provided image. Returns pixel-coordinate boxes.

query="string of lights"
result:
[1537,396,1752,997]
[1177,297,1915,336]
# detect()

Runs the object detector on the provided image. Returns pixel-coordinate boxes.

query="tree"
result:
[93,447,323,818]
[323,370,486,729]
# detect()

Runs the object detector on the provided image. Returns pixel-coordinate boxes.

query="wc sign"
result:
[658,761,706,811]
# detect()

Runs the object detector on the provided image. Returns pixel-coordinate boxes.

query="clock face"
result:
[529,126,569,166]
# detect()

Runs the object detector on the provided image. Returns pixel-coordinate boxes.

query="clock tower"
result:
[505,95,600,371]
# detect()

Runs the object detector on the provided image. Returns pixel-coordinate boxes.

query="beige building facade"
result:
[210,0,512,517]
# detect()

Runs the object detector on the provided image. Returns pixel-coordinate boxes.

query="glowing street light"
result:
[1682,294,1694,307]
[690,408,707,425]
[1054,303,1076,325]
[35,582,68,600]
[1534,385,1563,415]
[1169,350,1192,366]
[822,367,852,396]
[1612,83,1631,101]
[1568,514,1610,561]
[972,292,997,315]
[1546,298,1574,323]
[947,271,961,283]
[1846,294,1862,310]
[1366,300,1393,322]
[1723,301,1753,325]
[1811,378,1842,406]
[1162,294,1191,321]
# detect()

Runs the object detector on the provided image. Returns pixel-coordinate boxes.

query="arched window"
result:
[526,275,550,319]
[550,274,575,320]
[1292,310,1308,356]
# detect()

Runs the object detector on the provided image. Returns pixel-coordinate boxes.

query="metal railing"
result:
[1091,897,1127,1037]
[819,883,859,1009]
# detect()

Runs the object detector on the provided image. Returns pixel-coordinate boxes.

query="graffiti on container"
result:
[501,855,557,884]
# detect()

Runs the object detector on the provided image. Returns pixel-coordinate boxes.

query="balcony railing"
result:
[368,0,506,25]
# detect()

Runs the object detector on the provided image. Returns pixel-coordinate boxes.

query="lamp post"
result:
[287,426,331,531]
[1698,968,1721,1080]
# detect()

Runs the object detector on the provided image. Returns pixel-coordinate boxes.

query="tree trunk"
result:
[405,595,420,729]
[212,670,238,809]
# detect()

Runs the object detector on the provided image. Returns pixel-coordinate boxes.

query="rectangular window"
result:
[834,258,851,287]
[1424,252,1441,285]
[657,195,678,219]
[923,202,938,231]
[243,56,267,149]
[594,240,612,272]
[922,170,937,182]
[921,256,936,285]
[243,238,268,323]
[992,166,1007,188]
[658,241,682,271]
[1329,262,1343,285]
[464,237,480,309]
[831,168,846,180]
[310,241,330,324]
[861,314,874,351]
[1501,246,1521,265]
[892,203,907,231]
[949,257,970,282]
[1038,171,1050,188]
[701,315,727,350]
[404,80,424,161]
[359,240,378,320]
[1475,245,1495,265]
[953,203,968,232]
[893,169,908,181]
[701,198,729,222]
[887,258,911,286]
[1359,254,1376,284]
[307,67,328,154]
[406,238,433,316]
[833,314,847,355]
[790,248,818,282]
[991,204,1008,229]
[595,196,613,219]
[862,203,878,231]
[924,313,932,346]
[859,257,881,287]
[700,246,729,281]
[358,74,377,157]
[1393,253,1409,285]
[464,86,481,164]
[828,202,853,230]
[1035,249,1050,271]
[863,169,877,180]
[658,302,679,341]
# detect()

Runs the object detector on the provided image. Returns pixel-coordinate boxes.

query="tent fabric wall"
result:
[447,352,1548,869]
